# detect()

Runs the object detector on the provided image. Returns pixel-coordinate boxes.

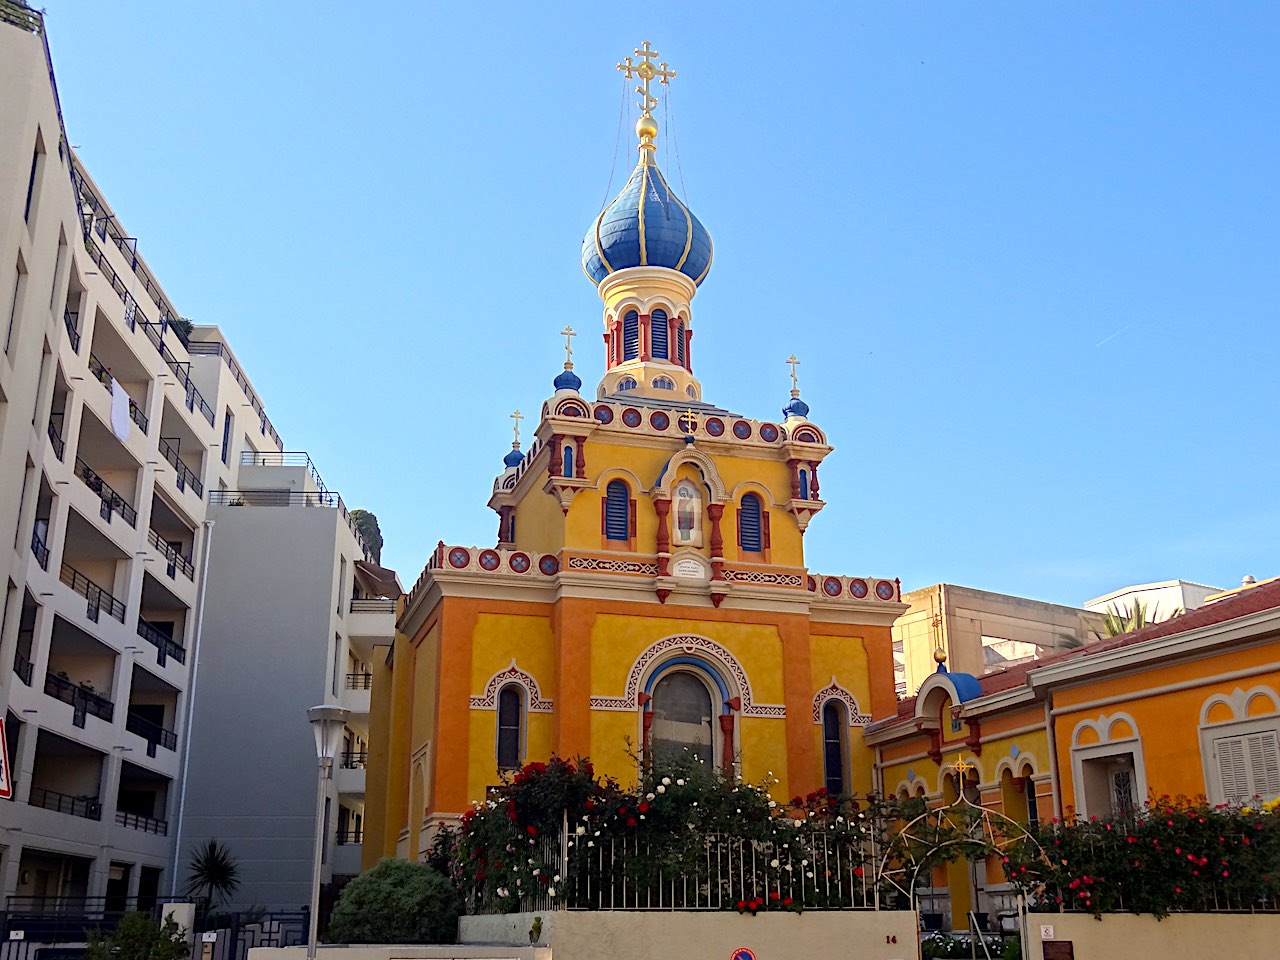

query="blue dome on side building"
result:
[581,159,713,287]
[553,367,582,392]
[503,448,524,468]
[783,396,810,419]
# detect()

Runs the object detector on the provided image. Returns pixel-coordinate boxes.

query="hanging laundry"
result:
[110,377,131,441]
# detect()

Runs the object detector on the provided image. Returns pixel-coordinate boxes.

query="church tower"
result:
[365,44,906,866]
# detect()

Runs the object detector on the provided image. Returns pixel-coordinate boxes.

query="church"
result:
[363,44,906,865]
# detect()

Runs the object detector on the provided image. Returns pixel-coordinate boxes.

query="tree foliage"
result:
[350,509,383,563]
[184,839,241,908]
[87,913,188,960]
[1094,598,1181,639]
[326,858,461,944]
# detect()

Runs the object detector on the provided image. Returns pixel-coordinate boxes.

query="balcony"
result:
[45,672,114,727]
[115,810,168,835]
[30,527,50,570]
[87,353,148,434]
[340,749,368,769]
[345,672,373,690]
[147,527,194,581]
[136,617,186,667]
[75,458,138,527]
[336,828,364,845]
[125,711,177,758]
[13,649,34,685]
[60,563,126,623]
[350,598,395,615]
[157,437,203,498]
[336,755,366,796]
[47,417,66,460]
[64,308,81,353]
[29,786,101,821]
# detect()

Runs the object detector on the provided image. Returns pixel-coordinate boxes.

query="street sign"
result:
[0,716,12,800]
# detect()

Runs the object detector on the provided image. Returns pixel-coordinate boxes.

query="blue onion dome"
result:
[553,367,582,392]
[783,396,810,419]
[582,159,713,287]
[503,447,524,468]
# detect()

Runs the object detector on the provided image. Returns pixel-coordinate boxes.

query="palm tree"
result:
[1093,598,1181,639]
[184,840,240,908]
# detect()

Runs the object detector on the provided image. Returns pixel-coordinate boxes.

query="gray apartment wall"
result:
[180,503,342,911]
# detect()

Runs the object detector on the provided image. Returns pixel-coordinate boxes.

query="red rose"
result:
[769,891,780,901]
[783,897,793,906]
[736,900,746,911]
[626,816,637,827]
[527,825,538,837]
[639,802,649,813]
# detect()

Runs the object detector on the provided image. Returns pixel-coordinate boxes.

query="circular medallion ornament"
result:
[705,417,725,437]
[848,578,869,599]
[508,551,531,573]
[759,423,780,442]
[478,549,501,571]
[875,579,896,601]
[650,411,670,431]
[622,408,642,428]
[448,547,470,569]
[732,420,753,440]
[594,405,614,424]
[822,576,842,597]
[538,554,560,576]
[806,575,817,592]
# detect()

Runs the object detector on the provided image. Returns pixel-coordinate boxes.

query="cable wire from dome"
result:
[600,72,629,213]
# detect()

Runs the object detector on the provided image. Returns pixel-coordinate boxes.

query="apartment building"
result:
[0,3,396,924]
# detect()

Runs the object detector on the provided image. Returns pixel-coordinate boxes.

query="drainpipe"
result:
[1044,689,1063,822]
[169,518,215,896]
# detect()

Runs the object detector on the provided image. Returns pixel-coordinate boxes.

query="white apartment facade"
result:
[0,3,394,926]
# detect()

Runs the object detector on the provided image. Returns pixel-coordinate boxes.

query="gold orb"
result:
[636,115,659,140]
[933,647,947,664]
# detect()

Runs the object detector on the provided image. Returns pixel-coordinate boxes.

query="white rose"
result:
[657,785,666,794]
[587,840,595,847]
[548,887,557,897]
[646,792,656,801]
[576,825,586,835]
[676,779,685,786]
[662,777,671,786]
[770,859,780,868]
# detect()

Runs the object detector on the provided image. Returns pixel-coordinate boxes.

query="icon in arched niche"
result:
[673,479,704,548]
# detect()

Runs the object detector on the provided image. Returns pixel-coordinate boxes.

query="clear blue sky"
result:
[41,2,1279,606]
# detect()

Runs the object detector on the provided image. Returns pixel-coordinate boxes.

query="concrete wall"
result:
[1026,912,1280,959]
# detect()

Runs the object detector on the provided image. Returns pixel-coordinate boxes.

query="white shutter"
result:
[1216,736,1250,802]
[1245,730,1280,799]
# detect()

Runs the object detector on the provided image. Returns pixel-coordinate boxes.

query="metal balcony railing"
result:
[60,563,126,623]
[187,341,282,447]
[340,749,368,769]
[157,437,203,496]
[335,829,364,845]
[350,598,396,614]
[63,309,80,352]
[86,353,148,433]
[147,527,195,580]
[345,672,373,690]
[115,809,168,835]
[209,487,372,560]
[125,711,178,756]
[136,617,186,666]
[47,417,65,460]
[75,457,138,527]
[44,671,114,727]
[30,527,50,570]
[29,786,101,821]
[13,650,34,686]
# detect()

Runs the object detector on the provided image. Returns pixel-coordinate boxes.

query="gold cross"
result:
[560,325,576,366]
[510,409,524,447]
[951,755,975,778]
[680,407,700,435]
[618,41,676,118]
[786,354,801,393]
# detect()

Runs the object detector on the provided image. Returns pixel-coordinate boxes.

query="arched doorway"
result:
[649,671,714,769]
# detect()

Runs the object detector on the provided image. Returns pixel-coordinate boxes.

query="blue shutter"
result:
[605,480,630,541]
[651,309,668,359]
[739,494,762,552]
[623,310,639,360]
[799,469,809,500]
[563,445,574,477]
[675,321,685,365]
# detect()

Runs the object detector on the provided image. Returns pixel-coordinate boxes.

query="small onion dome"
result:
[554,367,582,392]
[582,159,713,288]
[503,447,525,468]
[783,395,810,419]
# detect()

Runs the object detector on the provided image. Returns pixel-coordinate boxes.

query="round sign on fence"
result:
[730,949,756,960]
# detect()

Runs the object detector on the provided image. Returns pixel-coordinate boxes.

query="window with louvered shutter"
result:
[623,310,639,360]
[738,494,762,552]
[676,321,685,365]
[1215,729,1280,802]
[497,686,522,769]
[651,309,669,359]
[605,480,631,541]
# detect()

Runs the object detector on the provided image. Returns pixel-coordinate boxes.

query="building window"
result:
[686,385,697,399]
[221,408,233,465]
[651,308,669,359]
[617,377,637,392]
[1025,777,1040,829]
[650,671,714,770]
[652,376,675,390]
[1212,729,1280,804]
[497,685,523,770]
[798,468,809,500]
[822,700,847,795]
[562,443,574,478]
[675,321,686,366]
[24,134,44,223]
[604,480,631,542]
[623,310,639,360]
[337,557,347,617]
[5,255,27,355]
[738,493,763,553]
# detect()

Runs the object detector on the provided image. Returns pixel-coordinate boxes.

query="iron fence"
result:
[28,786,101,821]
[157,437,203,496]
[59,563,126,622]
[30,528,49,570]
[125,710,178,754]
[46,418,65,460]
[44,672,114,726]
[147,526,195,580]
[74,457,137,527]
[136,617,186,666]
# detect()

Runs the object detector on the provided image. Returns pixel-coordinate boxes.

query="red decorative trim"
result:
[470,661,553,713]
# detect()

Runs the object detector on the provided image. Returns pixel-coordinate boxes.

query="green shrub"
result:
[326,858,461,944]
[87,913,188,960]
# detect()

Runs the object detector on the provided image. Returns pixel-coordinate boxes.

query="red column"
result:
[719,713,735,774]
[549,435,562,477]
[639,314,650,361]
[809,462,820,499]
[707,503,725,580]
[685,329,693,371]
[653,498,671,577]
[787,459,801,499]
[575,439,586,479]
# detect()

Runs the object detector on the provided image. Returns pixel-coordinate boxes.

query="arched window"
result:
[822,700,847,795]
[675,320,686,366]
[650,671,713,770]
[1023,765,1039,828]
[685,385,697,399]
[652,376,675,390]
[604,480,632,542]
[738,493,763,553]
[799,468,809,500]
[650,308,669,359]
[617,377,637,392]
[562,443,574,478]
[497,685,523,770]
[623,310,639,360]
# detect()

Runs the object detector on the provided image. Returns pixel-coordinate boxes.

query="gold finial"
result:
[786,354,801,398]
[933,646,947,664]
[560,325,576,369]
[618,41,676,160]
[510,409,524,449]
